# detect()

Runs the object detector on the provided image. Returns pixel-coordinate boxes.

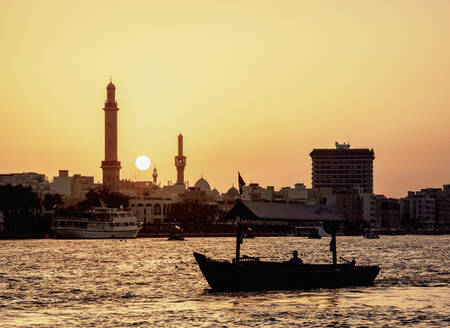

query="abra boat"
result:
[194,200,380,291]
[51,207,141,239]
[168,225,185,241]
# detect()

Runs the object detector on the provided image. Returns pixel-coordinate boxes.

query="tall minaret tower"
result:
[100,79,121,192]
[174,134,186,186]
[152,168,158,184]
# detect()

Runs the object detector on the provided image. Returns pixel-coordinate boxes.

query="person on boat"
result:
[289,250,303,264]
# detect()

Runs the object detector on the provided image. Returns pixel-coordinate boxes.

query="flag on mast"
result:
[238,171,246,195]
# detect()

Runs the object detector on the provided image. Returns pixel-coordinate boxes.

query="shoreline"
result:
[1,232,449,239]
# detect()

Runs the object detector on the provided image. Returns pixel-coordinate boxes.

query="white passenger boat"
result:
[51,207,141,239]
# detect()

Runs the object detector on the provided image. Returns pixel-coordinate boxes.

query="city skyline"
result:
[1,1,450,197]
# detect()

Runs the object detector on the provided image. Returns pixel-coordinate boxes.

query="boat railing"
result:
[233,255,260,263]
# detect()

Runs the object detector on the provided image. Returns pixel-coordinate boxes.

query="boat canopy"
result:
[224,200,345,225]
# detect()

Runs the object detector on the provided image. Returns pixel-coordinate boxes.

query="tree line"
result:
[0,184,129,234]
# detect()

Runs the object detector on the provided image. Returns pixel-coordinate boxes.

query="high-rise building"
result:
[174,134,186,187]
[310,142,375,193]
[101,80,121,192]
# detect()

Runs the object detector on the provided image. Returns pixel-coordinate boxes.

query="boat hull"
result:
[194,252,380,292]
[51,227,140,239]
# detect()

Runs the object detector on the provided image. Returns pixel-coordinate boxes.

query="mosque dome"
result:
[226,186,239,198]
[194,177,211,192]
[212,188,220,197]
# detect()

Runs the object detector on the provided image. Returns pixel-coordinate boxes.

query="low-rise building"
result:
[129,191,180,225]
[241,183,274,202]
[279,183,308,203]
[400,185,450,232]
[0,172,50,195]
[50,170,94,198]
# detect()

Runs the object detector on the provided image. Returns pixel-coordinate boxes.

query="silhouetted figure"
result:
[289,250,303,264]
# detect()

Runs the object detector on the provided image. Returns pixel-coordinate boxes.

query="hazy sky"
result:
[1,0,449,197]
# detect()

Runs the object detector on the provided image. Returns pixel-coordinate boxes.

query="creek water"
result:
[1,235,449,327]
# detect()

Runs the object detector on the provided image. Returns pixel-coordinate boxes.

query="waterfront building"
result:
[50,170,95,198]
[335,189,363,234]
[324,187,376,235]
[129,191,179,225]
[279,183,308,203]
[51,170,71,196]
[307,187,334,205]
[0,172,50,195]
[310,142,375,193]
[101,79,121,192]
[241,183,274,202]
[240,183,310,203]
[361,192,376,225]
[119,179,159,197]
[400,185,450,232]
[374,195,401,232]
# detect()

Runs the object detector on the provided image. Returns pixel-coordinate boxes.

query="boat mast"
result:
[330,232,337,265]
[235,216,241,263]
[325,221,339,265]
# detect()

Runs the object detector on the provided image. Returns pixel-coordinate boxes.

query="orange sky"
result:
[1,0,450,197]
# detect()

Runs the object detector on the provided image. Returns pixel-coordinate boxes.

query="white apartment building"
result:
[400,191,437,231]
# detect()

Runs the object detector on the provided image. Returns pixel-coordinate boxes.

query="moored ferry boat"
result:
[51,207,141,239]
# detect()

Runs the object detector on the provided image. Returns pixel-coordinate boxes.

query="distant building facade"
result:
[50,170,95,198]
[310,142,375,193]
[130,192,179,225]
[279,183,308,203]
[0,172,50,195]
[335,189,363,234]
[240,183,309,203]
[241,183,274,202]
[400,185,450,232]
[374,195,401,232]
[120,180,159,197]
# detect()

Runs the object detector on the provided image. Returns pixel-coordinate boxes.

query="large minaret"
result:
[174,134,186,186]
[100,79,121,192]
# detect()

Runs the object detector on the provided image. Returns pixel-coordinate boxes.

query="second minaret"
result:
[174,134,186,186]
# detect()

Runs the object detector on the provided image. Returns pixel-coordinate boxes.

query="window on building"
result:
[154,204,161,216]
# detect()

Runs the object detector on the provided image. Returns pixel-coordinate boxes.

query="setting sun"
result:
[135,155,151,171]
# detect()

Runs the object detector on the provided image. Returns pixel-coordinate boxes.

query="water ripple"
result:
[0,235,449,327]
